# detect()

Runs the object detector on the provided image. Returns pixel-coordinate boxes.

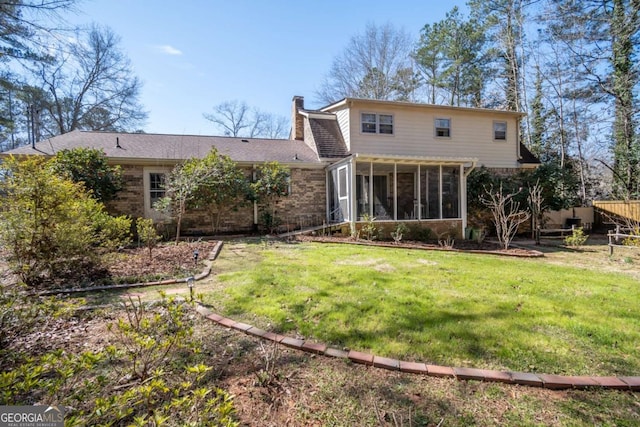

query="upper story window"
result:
[494,121,507,140]
[361,113,394,135]
[435,118,451,137]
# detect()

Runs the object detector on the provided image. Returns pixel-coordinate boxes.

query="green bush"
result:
[622,230,640,247]
[259,210,282,234]
[252,162,290,235]
[91,210,132,251]
[50,147,124,203]
[136,217,161,259]
[0,156,131,286]
[106,294,198,382]
[360,214,378,240]
[407,224,433,241]
[564,227,588,248]
[390,223,408,244]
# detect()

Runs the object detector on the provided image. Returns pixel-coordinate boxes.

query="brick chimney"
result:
[291,96,304,140]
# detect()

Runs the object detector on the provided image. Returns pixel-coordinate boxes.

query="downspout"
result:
[417,164,422,220]
[516,119,522,162]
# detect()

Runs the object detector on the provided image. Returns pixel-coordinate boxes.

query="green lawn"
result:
[204,240,640,376]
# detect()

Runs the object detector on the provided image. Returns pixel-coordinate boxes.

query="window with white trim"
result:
[379,114,393,134]
[435,118,451,137]
[493,121,507,140]
[361,113,394,134]
[149,172,166,209]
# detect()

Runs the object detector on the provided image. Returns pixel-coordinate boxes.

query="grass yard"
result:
[204,240,640,376]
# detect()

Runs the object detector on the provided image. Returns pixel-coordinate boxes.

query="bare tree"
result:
[204,100,253,137]
[261,113,289,139]
[316,23,417,104]
[203,100,288,138]
[481,184,530,250]
[35,24,147,135]
[528,180,544,241]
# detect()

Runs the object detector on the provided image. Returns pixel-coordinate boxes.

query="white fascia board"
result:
[299,111,337,120]
[323,97,527,118]
[353,153,478,166]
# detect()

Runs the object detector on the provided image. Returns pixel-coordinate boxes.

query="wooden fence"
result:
[593,201,640,227]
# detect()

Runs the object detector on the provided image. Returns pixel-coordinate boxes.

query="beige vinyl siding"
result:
[348,105,520,169]
[335,109,351,150]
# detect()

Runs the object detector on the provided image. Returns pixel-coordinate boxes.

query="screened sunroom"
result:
[327,154,477,234]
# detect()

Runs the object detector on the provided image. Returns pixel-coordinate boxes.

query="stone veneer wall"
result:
[265,167,327,231]
[105,164,145,218]
[105,164,327,236]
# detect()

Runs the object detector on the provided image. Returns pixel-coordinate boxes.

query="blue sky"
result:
[68,1,467,135]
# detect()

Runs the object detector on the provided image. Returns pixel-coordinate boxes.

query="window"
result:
[379,114,393,134]
[362,113,377,133]
[435,118,451,137]
[149,172,166,209]
[361,113,394,134]
[494,121,507,140]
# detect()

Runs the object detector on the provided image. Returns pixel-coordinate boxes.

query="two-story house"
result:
[293,96,537,236]
[2,96,538,238]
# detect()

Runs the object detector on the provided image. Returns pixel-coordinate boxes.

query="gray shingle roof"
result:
[308,118,349,158]
[2,130,321,164]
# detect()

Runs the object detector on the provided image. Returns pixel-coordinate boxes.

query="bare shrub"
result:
[481,184,530,250]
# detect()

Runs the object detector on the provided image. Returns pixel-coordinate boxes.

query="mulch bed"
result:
[105,240,218,279]
[30,241,219,292]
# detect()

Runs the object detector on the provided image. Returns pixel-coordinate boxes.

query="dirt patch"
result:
[336,256,397,272]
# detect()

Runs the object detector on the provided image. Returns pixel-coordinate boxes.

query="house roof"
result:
[518,143,542,165]
[2,130,323,166]
[308,118,350,158]
[321,97,528,118]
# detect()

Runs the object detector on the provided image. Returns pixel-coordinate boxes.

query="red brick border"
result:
[197,303,638,391]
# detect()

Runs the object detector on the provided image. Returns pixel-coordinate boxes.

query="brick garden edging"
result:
[195,303,640,391]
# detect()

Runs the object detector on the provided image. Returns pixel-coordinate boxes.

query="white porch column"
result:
[349,157,356,229]
[460,163,467,232]
[393,162,397,221]
[462,161,477,237]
